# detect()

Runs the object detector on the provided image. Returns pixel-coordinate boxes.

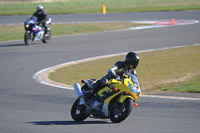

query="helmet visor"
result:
[126,59,139,69]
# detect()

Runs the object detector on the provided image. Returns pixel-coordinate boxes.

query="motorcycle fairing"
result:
[97,74,141,106]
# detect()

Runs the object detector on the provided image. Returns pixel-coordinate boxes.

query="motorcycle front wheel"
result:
[71,98,89,121]
[109,98,133,123]
[24,32,32,45]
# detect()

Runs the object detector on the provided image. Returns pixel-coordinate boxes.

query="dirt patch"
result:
[142,73,199,90]
[159,73,197,84]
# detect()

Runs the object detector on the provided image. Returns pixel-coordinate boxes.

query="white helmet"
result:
[37,5,44,13]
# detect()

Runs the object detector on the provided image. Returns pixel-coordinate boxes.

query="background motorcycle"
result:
[71,73,141,123]
[24,16,52,45]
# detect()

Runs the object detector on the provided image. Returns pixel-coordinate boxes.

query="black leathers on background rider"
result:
[33,11,48,33]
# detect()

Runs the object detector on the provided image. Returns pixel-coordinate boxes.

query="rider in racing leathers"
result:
[92,51,140,94]
[33,5,49,34]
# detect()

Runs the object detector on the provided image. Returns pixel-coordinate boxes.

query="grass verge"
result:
[49,45,200,93]
[154,75,200,93]
[0,0,200,15]
[0,22,150,42]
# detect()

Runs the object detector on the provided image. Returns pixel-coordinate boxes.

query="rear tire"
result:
[109,98,133,123]
[71,99,89,121]
[24,32,32,45]
[42,30,51,43]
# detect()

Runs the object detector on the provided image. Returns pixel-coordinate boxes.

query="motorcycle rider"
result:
[92,51,139,94]
[33,5,49,35]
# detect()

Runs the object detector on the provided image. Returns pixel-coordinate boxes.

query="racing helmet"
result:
[37,5,44,14]
[125,52,139,69]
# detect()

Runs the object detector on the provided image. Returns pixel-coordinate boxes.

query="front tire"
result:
[24,32,32,45]
[109,98,133,123]
[71,99,89,121]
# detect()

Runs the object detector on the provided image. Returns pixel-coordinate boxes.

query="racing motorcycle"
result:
[71,73,141,123]
[24,16,52,45]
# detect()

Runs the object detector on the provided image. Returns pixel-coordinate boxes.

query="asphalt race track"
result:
[0,11,200,133]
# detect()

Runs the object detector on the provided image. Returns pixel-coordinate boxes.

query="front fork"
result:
[26,31,35,41]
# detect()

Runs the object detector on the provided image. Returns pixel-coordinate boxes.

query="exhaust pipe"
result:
[73,83,85,104]
[73,83,83,98]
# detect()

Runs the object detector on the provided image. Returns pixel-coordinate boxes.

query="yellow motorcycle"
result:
[71,73,141,123]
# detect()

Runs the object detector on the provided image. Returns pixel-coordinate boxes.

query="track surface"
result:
[0,11,200,133]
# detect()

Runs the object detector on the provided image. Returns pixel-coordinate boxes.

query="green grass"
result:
[0,0,200,15]
[0,25,24,41]
[49,45,200,93]
[0,22,149,41]
[51,23,148,36]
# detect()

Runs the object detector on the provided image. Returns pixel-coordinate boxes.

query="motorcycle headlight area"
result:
[26,24,29,28]
[128,81,140,96]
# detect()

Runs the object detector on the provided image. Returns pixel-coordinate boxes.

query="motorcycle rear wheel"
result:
[42,30,51,43]
[109,98,133,123]
[71,99,89,121]
[24,32,32,45]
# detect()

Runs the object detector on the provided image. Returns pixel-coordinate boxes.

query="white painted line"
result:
[33,67,74,90]
[142,94,200,101]
[33,44,200,100]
